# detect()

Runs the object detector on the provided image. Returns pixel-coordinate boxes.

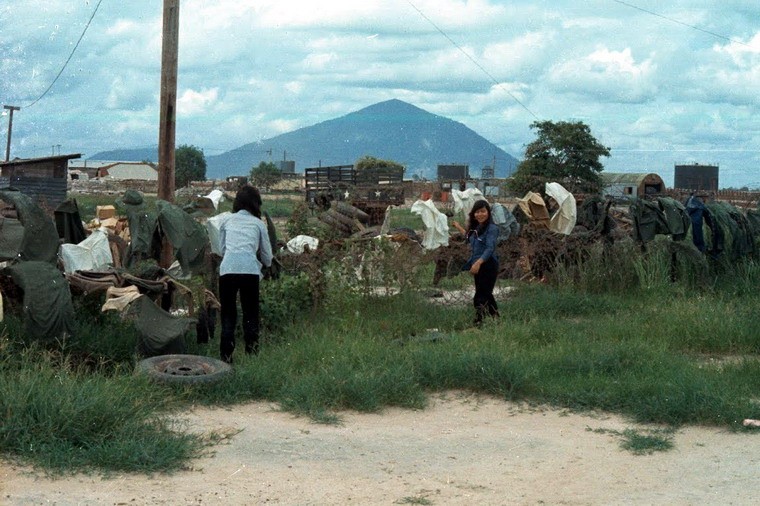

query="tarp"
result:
[126,294,194,357]
[154,200,209,275]
[205,212,230,256]
[204,189,225,210]
[545,182,577,235]
[656,197,691,241]
[287,235,319,254]
[0,190,60,264]
[491,203,520,242]
[517,192,550,228]
[101,285,142,312]
[54,199,87,245]
[630,198,670,243]
[0,216,24,261]
[6,260,77,341]
[118,190,155,268]
[410,199,449,250]
[59,228,114,274]
[451,188,485,216]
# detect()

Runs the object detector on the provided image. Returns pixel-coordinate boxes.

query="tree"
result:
[508,120,610,195]
[175,144,207,187]
[250,161,282,191]
[355,155,404,173]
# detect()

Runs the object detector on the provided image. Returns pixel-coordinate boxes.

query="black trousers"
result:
[473,258,499,324]
[219,273,260,361]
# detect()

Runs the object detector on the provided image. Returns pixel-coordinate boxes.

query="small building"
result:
[674,163,718,192]
[68,160,115,179]
[96,161,158,181]
[0,153,81,210]
[601,172,665,199]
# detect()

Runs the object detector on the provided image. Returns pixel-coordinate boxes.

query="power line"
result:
[403,0,540,121]
[612,0,753,48]
[24,0,105,109]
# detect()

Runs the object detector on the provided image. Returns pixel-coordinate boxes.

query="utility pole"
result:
[158,0,179,203]
[4,105,20,161]
[158,0,179,268]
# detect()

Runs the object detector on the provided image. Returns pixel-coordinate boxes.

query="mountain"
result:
[90,99,519,180]
[88,147,158,163]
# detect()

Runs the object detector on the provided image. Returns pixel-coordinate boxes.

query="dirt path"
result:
[1,392,757,505]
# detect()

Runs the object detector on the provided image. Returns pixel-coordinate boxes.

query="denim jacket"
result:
[462,222,500,270]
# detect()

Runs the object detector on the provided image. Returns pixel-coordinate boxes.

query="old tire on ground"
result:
[134,354,232,385]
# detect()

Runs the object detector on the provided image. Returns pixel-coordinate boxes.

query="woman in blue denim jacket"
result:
[452,200,500,326]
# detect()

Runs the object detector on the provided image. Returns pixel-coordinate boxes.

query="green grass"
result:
[4,274,760,474]
[0,348,210,475]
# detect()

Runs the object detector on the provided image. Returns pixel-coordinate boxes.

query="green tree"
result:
[250,161,282,191]
[508,120,610,195]
[175,144,207,187]
[355,155,405,173]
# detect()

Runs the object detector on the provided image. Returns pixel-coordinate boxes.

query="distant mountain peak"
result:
[348,99,437,121]
[91,99,519,180]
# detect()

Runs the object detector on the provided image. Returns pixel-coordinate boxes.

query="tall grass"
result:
[0,344,208,474]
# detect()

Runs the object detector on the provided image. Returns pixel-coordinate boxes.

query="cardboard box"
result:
[96,205,116,220]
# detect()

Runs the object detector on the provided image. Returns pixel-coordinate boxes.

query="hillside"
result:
[90,99,519,180]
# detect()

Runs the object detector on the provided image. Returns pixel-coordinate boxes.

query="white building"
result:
[96,162,158,181]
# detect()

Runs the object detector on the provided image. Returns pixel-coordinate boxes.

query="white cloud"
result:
[177,88,219,116]
[2,0,759,187]
[268,118,301,134]
[548,47,657,103]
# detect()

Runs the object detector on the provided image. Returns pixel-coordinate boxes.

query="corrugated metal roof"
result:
[0,153,81,167]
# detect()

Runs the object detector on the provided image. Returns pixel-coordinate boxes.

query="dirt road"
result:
[2,392,757,505]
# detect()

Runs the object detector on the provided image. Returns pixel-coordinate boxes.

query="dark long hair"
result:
[232,185,262,218]
[467,199,492,235]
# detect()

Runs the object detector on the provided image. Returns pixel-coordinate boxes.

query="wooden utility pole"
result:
[158,0,179,267]
[4,105,20,162]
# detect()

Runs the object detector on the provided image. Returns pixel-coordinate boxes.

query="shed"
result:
[0,153,81,210]
[601,172,665,199]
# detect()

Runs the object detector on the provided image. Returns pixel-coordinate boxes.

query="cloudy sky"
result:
[2,0,758,188]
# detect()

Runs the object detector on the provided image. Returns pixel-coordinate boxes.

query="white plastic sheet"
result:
[545,182,577,235]
[206,212,231,256]
[59,228,113,274]
[410,199,449,250]
[451,188,485,216]
[286,235,320,254]
[203,189,225,210]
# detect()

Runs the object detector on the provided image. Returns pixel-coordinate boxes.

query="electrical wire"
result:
[403,0,540,121]
[612,0,752,48]
[24,0,105,109]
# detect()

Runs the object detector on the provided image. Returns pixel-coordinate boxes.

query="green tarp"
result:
[7,261,77,341]
[153,200,209,275]
[0,190,60,263]
[126,295,194,357]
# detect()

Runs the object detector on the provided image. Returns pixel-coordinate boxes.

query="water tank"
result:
[437,164,469,181]
[279,160,295,173]
[674,164,718,191]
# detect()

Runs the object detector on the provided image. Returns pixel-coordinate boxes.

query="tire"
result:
[134,354,232,385]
